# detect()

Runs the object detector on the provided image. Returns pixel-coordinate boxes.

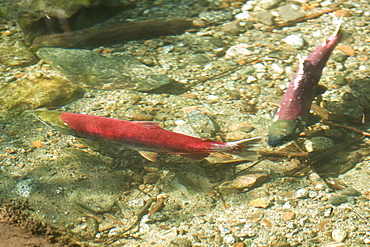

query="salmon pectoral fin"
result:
[137,150,158,162]
[77,137,99,150]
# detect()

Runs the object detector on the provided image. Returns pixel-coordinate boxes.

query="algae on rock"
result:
[0,75,83,115]
[36,47,172,91]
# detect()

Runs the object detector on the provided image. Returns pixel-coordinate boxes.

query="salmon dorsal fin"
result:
[132,121,162,129]
[137,150,158,162]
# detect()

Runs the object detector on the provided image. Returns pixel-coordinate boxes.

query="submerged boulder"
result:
[36,47,172,91]
[0,75,83,114]
[18,0,133,45]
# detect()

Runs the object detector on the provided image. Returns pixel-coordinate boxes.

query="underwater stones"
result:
[328,194,348,205]
[186,110,218,138]
[303,137,334,153]
[257,0,281,10]
[283,34,306,49]
[277,5,306,22]
[0,75,83,113]
[36,48,171,91]
[15,179,36,197]
[230,171,269,189]
[0,36,37,67]
[18,0,131,45]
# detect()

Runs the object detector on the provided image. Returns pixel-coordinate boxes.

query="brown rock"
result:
[0,75,83,113]
[261,219,272,227]
[229,122,255,132]
[281,211,295,221]
[226,131,250,142]
[31,140,43,148]
[250,198,271,208]
[230,172,269,189]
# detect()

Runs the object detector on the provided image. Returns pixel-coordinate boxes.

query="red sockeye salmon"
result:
[33,110,259,162]
[268,21,343,146]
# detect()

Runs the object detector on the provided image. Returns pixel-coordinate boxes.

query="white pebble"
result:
[235,12,251,20]
[223,234,236,244]
[246,75,257,83]
[175,119,186,125]
[283,34,306,49]
[206,95,219,103]
[321,1,333,7]
[332,228,347,242]
[270,63,285,75]
[359,65,366,71]
[242,3,254,11]
[295,188,309,198]
[282,201,292,209]
[225,44,252,59]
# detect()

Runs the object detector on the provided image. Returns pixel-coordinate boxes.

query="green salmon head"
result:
[31,110,76,135]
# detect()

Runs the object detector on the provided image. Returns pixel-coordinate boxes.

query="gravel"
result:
[0,0,370,246]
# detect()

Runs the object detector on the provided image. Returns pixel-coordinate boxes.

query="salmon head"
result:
[31,110,76,136]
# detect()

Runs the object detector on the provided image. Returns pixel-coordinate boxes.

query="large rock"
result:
[0,36,37,67]
[18,0,133,44]
[36,47,172,91]
[0,75,83,114]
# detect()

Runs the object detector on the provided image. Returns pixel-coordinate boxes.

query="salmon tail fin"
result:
[206,137,262,164]
[333,14,343,37]
[227,136,262,149]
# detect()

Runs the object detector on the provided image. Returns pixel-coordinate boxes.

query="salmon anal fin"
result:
[205,152,250,164]
[77,137,99,150]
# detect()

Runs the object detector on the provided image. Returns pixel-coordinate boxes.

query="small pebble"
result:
[257,0,280,10]
[168,237,192,247]
[283,34,306,49]
[304,136,334,153]
[233,242,245,247]
[277,5,305,22]
[270,63,285,75]
[226,131,250,142]
[308,172,328,190]
[223,234,236,244]
[340,187,361,197]
[132,112,153,121]
[295,188,309,199]
[250,198,271,208]
[31,140,43,148]
[225,44,252,59]
[15,179,35,197]
[328,194,348,205]
[260,219,272,227]
[254,11,275,25]
[230,172,268,189]
[334,74,347,86]
[229,122,255,133]
[281,211,295,221]
[332,229,347,242]
[206,95,219,103]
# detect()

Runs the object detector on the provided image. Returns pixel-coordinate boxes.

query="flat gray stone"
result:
[37,48,171,91]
